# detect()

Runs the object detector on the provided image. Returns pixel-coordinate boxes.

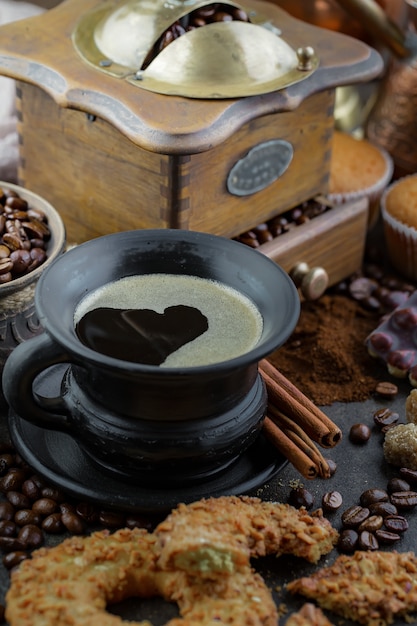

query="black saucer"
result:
[9,414,286,514]
[7,365,286,513]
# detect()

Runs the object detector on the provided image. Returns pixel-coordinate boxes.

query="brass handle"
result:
[335,0,409,58]
[290,262,329,300]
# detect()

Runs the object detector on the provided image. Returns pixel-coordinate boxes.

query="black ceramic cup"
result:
[2,229,299,487]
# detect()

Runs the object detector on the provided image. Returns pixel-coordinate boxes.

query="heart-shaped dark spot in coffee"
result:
[76,305,209,365]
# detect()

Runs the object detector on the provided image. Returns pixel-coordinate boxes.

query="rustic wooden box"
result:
[0,0,380,287]
[15,82,336,243]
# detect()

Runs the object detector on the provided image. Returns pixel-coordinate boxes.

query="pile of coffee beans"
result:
[336,476,417,553]
[234,197,332,249]
[0,442,156,576]
[142,3,250,69]
[0,187,50,284]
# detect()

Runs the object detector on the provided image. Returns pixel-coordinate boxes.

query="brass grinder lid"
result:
[73,0,319,98]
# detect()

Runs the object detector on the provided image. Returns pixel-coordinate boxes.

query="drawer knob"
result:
[289,262,329,300]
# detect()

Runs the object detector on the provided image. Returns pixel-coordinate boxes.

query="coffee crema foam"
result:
[74,274,263,367]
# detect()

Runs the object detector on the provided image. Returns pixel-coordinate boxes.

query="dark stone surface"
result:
[0,375,416,624]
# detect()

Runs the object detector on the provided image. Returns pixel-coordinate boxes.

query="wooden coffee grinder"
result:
[0,0,382,292]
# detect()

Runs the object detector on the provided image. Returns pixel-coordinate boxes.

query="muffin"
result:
[381,174,417,281]
[327,130,393,229]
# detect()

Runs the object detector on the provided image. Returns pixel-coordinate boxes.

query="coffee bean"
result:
[337,529,358,553]
[21,478,42,501]
[42,513,64,534]
[125,514,155,531]
[0,501,15,521]
[288,487,314,510]
[6,491,31,510]
[17,524,44,549]
[75,502,99,525]
[341,505,370,528]
[0,535,26,552]
[41,486,66,502]
[358,530,379,550]
[32,498,58,516]
[349,423,371,444]
[375,381,399,398]
[389,491,417,510]
[368,501,398,517]
[399,468,417,486]
[14,509,42,527]
[3,550,28,570]
[0,520,16,537]
[373,408,400,428]
[349,277,377,300]
[321,491,343,512]
[358,515,383,533]
[383,514,409,533]
[324,459,337,476]
[0,454,15,476]
[387,477,411,493]
[61,511,86,535]
[98,510,126,528]
[375,529,401,545]
[360,489,389,507]
[0,468,27,492]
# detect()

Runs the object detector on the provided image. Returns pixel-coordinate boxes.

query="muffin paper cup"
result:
[381,174,417,282]
[327,145,394,230]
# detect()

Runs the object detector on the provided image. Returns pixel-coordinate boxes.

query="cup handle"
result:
[3,332,75,431]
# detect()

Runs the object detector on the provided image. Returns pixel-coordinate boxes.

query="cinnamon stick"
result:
[268,406,330,478]
[263,417,318,479]
[260,359,342,448]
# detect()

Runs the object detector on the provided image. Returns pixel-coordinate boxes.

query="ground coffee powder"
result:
[268,293,388,406]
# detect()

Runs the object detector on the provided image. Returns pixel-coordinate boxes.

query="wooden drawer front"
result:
[258,199,369,289]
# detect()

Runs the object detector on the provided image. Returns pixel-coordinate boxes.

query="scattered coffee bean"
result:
[389,491,417,510]
[375,381,399,398]
[288,487,314,510]
[0,537,26,552]
[0,501,15,521]
[383,514,409,533]
[0,468,27,493]
[14,509,42,527]
[2,550,28,570]
[17,524,44,549]
[61,510,86,535]
[98,510,126,529]
[21,478,42,501]
[341,505,370,528]
[358,530,379,550]
[399,467,417,486]
[6,491,30,510]
[0,520,16,537]
[375,529,401,545]
[32,498,58,516]
[41,512,65,534]
[321,491,343,512]
[368,501,398,517]
[387,477,411,494]
[358,515,383,533]
[337,529,358,553]
[324,459,337,476]
[349,423,372,444]
[373,408,400,429]
[75,502,99,525]
[360,489,389,507]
